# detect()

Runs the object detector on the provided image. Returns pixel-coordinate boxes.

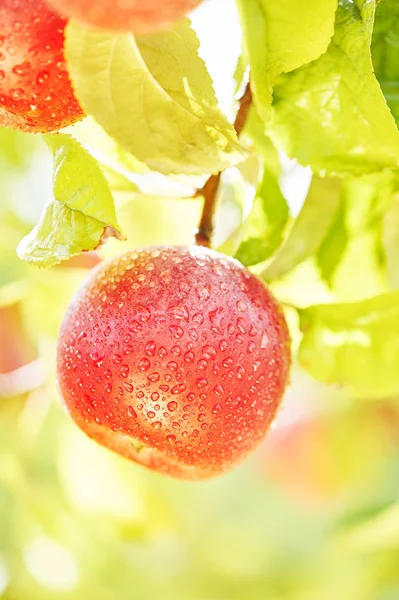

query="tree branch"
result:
[194,83,253,248]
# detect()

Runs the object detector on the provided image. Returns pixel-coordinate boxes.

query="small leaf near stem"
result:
[195,83,253,248]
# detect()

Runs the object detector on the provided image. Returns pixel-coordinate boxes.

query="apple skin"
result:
[0,0,83,133]
[46,0,203,33]
[57,246,291,480]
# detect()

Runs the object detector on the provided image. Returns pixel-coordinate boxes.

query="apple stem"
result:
[194,83,253,248]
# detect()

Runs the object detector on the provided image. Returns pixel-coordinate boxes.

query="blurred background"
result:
[1,1,399,599]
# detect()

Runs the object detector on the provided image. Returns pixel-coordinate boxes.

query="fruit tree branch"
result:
[194,83,253,248]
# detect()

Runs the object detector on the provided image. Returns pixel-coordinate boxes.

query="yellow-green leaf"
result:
[17,134,124,267]
[235,0,337,122]
[65,19,246,176]
[262,176,342,281]
[235,166,289,267]
[270,0,399,175]
[299,291,399,398]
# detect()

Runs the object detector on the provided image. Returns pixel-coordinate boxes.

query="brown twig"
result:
[194,83,253,248]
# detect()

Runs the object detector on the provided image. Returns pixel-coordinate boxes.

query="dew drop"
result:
[147,411,155,419]
[167,305,189,321]
[248,341,256,354]
[222,357,233,368]
[145,340,156,356]
[171,383,187,394]
[184,351,195,362]
[249,324,258,337]
[237,366,245,380]
[134,304,151,322]
[167,361,178,371]
[123,345,133,355]
[12,60,30,76]
[236,317,247,334]
[261,331,269,349]
[192,313,204,324]
[166,434,176,442]
[169,325,184,339]
[219,339,228,352]
[212,403,222,414]
[214,384,224,397]
[152,421,162,429]
[148,372,160,383]
[123,382,134,393]
[105,383,112,394]
[151,392,159,401]
[202,345,216,359]
[138,358,150,371]
[189,329,199,342]
[127,406,137,418]
[171,346,181,356]
[129,320,142,332]
[167,401,178,412]
[158,347,167,358]
[196,378,208,388]
[90,351,104,366]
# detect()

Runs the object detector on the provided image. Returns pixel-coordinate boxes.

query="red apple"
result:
[57,246,291,480]
[46,0,203,33]
[0,0,83,133]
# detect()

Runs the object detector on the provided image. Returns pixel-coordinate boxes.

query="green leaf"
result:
[17,134,124,267]
[316,172,395,300]
[262,176,342,281]
[299,290,399,398]
[383,189,399,289]
[235,0,337,122]
[65,19,246,176]
[270,0,399,175]
[235,167,289,266]
[372,0,399,126]
[316,200,347,285]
